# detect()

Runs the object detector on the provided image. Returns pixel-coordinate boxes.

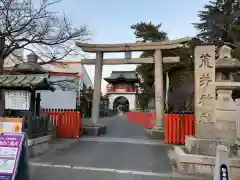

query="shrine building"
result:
[104,71,140,113]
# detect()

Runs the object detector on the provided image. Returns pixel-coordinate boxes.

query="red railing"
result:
[106,88,136,93]
[126,112,156,128]
[164,114,195,144]
[126,112,195,144]
[42,109,82,139]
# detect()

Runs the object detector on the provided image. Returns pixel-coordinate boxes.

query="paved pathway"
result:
[30,116,210,180]
[97,115,154,139]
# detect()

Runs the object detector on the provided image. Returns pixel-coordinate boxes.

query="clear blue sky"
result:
[53,0,209,92]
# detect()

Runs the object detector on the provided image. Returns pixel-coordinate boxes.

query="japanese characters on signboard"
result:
[0,134,23,180]
[195,46,216,124]
[4,91,30,110]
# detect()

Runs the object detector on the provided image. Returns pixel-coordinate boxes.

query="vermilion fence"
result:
[164,114,195,144]
[126,112,156,128]
[126,112,195,144]
[42,109,82,139]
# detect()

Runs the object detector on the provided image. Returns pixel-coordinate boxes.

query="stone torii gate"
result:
[76,37,192,135]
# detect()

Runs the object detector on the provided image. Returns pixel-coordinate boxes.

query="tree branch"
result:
[0,0,89,69]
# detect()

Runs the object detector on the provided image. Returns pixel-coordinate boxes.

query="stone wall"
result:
[28,135,52,157]
[174,146,240,180]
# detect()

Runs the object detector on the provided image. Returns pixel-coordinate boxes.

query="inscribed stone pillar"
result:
[154,49,164,128]
[91,52,103,125]
[194,45,216,138]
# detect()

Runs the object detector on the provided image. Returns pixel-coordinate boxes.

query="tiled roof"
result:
[0,74,54,91]
[106,71,139,79]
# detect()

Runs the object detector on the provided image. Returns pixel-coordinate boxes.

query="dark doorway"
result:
[113,96,129,114]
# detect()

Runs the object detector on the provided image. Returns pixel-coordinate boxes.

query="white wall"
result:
[108,93,136,110]
[38,90,76,109]
[38,75,78,109]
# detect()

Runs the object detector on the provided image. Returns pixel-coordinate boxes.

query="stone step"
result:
[173,146,240,180]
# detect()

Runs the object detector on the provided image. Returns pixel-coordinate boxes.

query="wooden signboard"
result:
[0,133,30,180]
[4,91,31,110]
[0,118,23,134]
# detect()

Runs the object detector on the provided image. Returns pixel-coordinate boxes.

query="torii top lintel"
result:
[75,37,192,53]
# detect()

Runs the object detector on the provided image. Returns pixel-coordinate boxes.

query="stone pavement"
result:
[30,116,211,180]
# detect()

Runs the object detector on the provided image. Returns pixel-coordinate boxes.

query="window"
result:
[222,72,229,80]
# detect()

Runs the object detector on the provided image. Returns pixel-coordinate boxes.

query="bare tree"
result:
[0,0,89,116]
[50,77,80,91]
[0,0,89,72]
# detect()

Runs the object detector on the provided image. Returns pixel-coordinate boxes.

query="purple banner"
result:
[0,175,11,180]
[0,135,22,148]
[0,134,23,180]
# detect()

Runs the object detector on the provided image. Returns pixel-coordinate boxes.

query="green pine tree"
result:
[194,0,240,45]
[131,22,201,111]
[131,22,167,110]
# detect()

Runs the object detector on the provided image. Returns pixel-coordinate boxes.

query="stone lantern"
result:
[215,45,240,82]
[215,45,240,139]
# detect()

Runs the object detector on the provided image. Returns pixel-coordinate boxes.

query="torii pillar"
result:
[76,37,192,136]
[154,49,164,128]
